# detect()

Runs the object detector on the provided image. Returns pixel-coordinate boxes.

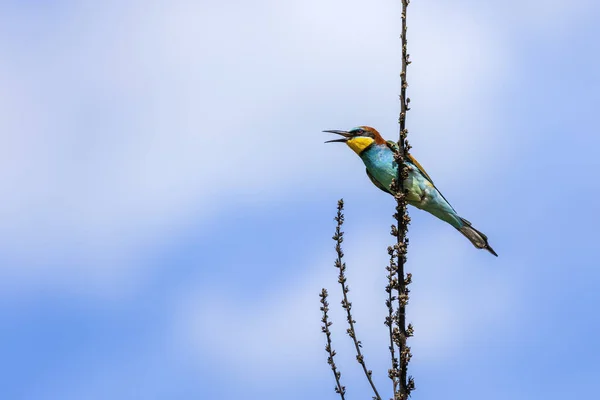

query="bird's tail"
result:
[457,217,497,257]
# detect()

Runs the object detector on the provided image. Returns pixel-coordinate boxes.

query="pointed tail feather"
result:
[457,217,497,257]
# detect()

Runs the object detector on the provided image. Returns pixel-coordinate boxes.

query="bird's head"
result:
[323,126,386,155]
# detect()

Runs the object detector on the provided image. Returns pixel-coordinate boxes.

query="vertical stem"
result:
[394,0,414,399]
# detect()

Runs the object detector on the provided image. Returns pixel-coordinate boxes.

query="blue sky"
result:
[1,0,599,399]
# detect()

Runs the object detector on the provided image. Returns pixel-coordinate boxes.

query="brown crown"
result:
[358,126,386,145]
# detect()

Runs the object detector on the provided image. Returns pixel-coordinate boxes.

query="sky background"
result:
[1,0,599,399]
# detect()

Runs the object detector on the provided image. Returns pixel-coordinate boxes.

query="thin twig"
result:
[385,245,400,395]
[333,199,382,400]
[320,288,346,399]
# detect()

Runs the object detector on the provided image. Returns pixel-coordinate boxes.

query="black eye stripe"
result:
[352,128,371,136]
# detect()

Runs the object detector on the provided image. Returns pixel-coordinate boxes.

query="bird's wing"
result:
[385,140,435,184]
[366,169,392,194]
[407,153,457,212]
[385,140,457,211]
[407,154,434,185]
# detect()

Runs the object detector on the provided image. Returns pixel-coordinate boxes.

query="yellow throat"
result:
[346,137,375,155]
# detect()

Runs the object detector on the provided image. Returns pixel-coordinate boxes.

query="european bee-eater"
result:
[324,126,497,256]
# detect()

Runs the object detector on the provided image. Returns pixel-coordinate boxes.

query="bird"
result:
[324,126,497,256]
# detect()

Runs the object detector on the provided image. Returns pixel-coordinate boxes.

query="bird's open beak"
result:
[323,130,351,143]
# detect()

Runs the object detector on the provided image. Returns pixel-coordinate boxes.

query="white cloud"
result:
[0,0,551,295]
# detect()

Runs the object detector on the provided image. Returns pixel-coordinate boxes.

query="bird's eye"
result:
[356,129,364,134]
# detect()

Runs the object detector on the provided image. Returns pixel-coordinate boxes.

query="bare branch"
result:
[388,0,415,398]
[385,245,400,395]
[333,199,382,400]
[320,288,346,399]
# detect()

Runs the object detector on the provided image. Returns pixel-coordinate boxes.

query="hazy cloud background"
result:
[1,1,599,399]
